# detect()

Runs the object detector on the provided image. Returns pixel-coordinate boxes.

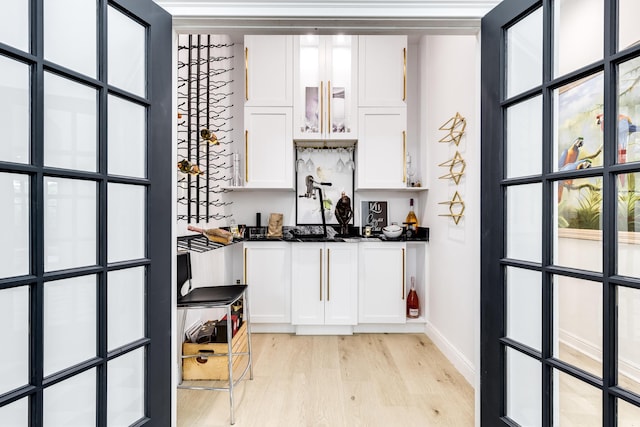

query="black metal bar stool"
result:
[176,251,253,425]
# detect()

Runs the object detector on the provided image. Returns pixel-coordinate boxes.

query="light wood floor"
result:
[177,333,474,427]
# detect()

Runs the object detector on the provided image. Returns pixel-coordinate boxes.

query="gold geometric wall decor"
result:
[438,191,465,225]
[438,112,466,146]
[438,151,466,184]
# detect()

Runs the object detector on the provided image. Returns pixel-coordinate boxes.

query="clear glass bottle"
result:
[232,152,242,187]
[405,198,419,231]
[406,276,419,319]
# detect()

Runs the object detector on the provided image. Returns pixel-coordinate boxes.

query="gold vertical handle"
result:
[327,248,330,301]
[402,248,405,300]
[245,47,249,101]
[402,131,407,183]
[403,47,406,102]
[320,81,324,134]
[327,80,331,135]
[319,248,323,301]
[245,130,249,183]
[243,248,248,283]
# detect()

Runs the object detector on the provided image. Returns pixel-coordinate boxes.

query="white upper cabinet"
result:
[244,106,293,188]
[293,35,358,141]
[356,107,407,189]
[358,35,407,107]
[244,35,293,107]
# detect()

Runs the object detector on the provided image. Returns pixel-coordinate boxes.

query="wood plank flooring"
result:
[177,333,474,427]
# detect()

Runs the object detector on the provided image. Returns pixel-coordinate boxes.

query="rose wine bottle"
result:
[406,276,419,319]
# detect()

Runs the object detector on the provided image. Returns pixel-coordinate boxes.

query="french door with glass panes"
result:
[481,0,640,425]
[0,0,172,425]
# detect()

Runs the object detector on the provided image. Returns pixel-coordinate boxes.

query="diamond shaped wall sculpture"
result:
[437,112,467,225]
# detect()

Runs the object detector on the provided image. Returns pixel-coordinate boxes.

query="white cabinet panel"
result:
[357,108,407,189]
[358,35,407,107]
[244,35,293,107]
[244,242,291,323]
[292,242,357,326]
[359,242,406,324]
[244,107,294,189]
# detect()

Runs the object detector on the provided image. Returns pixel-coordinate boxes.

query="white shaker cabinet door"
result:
[358,242,406,324]
[291,243,325,325]
[324,243,358,325]
[357,107,407,189]
[244,107,294,189]
[358,35,407,107]
[244,242,291,323]
[244,35,293,107]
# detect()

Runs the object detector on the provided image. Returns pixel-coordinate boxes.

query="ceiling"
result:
[153,0,503,41]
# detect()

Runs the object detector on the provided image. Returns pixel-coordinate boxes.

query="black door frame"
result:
[0,0,172,424]
[481,0,640,425]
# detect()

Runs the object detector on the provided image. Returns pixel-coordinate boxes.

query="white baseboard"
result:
[425,322,476,388]
[560,329,640,385]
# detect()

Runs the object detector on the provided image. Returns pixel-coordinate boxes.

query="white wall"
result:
[420,34,480,386]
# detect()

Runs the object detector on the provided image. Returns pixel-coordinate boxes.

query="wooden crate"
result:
[182,322,248,381]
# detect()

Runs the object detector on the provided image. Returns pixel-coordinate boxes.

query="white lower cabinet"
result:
[291,243,358,325]
[243,242,291,323]
[358,241,406,324]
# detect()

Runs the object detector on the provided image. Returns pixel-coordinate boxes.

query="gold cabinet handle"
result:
[245,130,249,183]
[319,248,323,301]
[403,47,406,102]
[244,247,248,283]
[327,248,330,301]
[402,131,407,183]
[245,47,249,101]
[320,81,324,134]
[402,248,405,300]
[327,80,331,135]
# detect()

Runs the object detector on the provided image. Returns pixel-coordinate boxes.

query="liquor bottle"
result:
[405,198,419,231]
[407,276,420,319]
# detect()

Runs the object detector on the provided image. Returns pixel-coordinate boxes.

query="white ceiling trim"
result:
[154,0,501,19]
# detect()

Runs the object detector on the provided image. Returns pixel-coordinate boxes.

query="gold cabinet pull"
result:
[245,130,249,183]
[402,131,407,183]
[327,80,331,135]
[320,81,324,134]
[403,47,406,102]
[327,248,331,301]
[245,47,249,101]
[319,248,323,301]
[402,248,405,300]
[243,247,248,283]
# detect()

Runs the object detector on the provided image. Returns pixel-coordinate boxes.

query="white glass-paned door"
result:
[107,348,144,426]
[43,0,97,78]
[507,347,542,426]
[43,369,96,427]
[506,183,542,262]
[108,6,146,97]
[0,173,29,279]
[0,1,29,52]
[44,73,97,172]
[0,399,28,427]
[0,286,29,395]
[108,267,145,351]
[43,275,97,376]
[44,177,97,272]
[506,7,542,98]
[108,95,146,178]
[0,55,30,164]
[107,184,145,263]
[553,0,603,77]
[506,96,542,178]
[506,267,542,351]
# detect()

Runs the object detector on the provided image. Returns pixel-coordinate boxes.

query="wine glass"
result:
[305,148,315,173]
[335,147,346,173]
[345,147,355,171]
[296,147,306,172]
